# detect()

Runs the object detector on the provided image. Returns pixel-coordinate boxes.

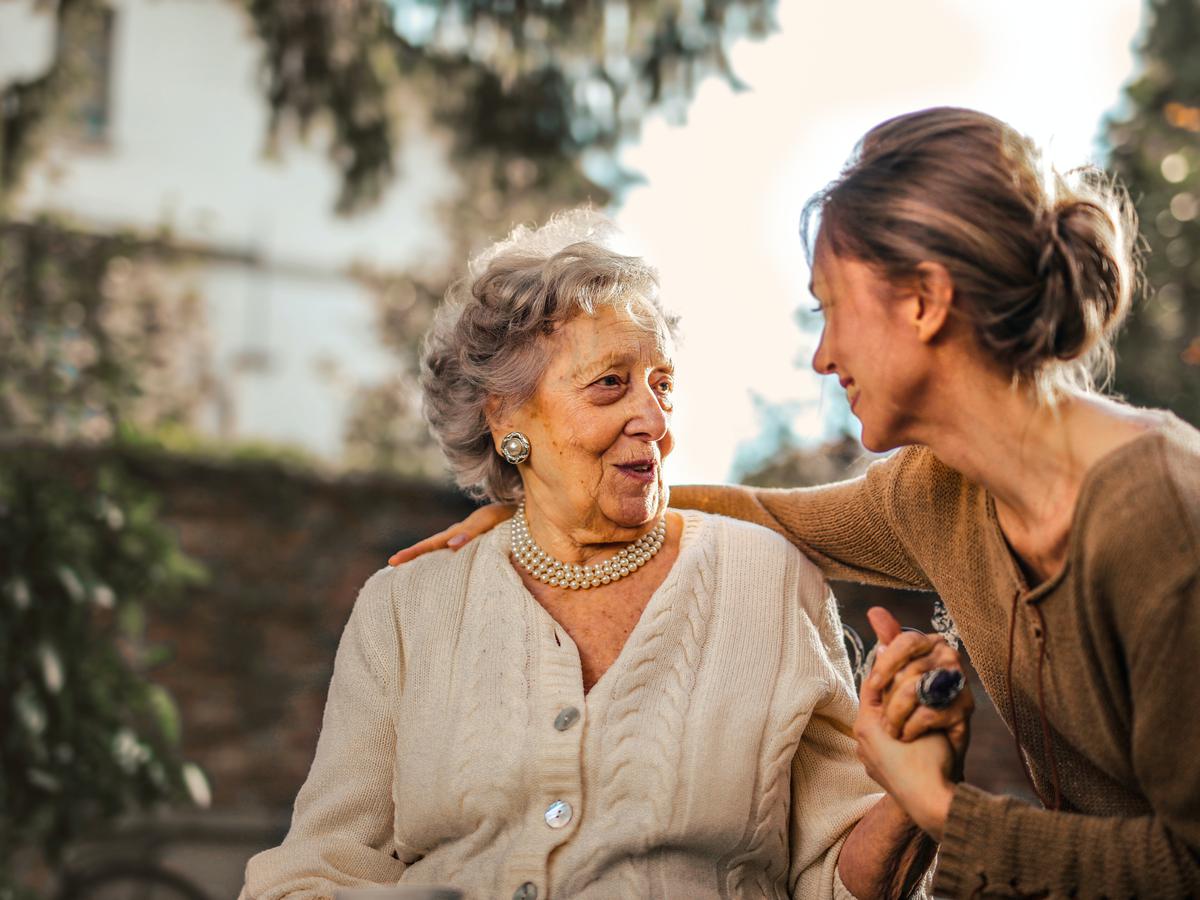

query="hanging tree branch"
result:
[0,0,109,209]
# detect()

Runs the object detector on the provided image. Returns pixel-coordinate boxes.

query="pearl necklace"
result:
[510,502,667,590]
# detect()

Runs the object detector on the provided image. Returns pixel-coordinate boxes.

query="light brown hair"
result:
[802,107,1140,399]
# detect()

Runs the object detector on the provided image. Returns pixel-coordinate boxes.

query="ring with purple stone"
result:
[915,667,966,710]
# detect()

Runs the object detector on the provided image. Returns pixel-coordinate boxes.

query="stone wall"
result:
[127,450,477,814]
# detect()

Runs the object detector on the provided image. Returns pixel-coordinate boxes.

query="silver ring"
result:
[915,667,965,710]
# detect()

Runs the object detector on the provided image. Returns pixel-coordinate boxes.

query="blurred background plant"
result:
[1106,0,1200,426]
[0,220,214,443]
[0,209,215,895]
[0,450,207,899]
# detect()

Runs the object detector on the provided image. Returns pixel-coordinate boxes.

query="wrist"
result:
[910,779,955,842]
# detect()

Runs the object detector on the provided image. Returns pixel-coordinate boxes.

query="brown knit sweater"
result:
[674,411,1200,898]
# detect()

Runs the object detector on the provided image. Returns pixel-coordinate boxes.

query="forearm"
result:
[838,795,936,899]
[671,477,931,591]
[670,483,790,536]
[935,783,1200,898]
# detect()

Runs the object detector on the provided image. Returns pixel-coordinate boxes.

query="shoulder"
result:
[1079,413,1200,602]
[355,529,504,629]
[687,508,819,568]
[1155,415,1200,540]
[863,445,982,571]
[878,444,974,510]
[681,509,830,601]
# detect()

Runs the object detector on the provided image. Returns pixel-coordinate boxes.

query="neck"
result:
[906,371,1097,533]
[519,496,663,567]
[908,364,1160,542]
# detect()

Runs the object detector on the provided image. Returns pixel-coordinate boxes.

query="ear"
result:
[910,261,954,344]
[483,396,509,444]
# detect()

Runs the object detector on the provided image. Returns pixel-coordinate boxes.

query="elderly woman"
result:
[241,212,939,899]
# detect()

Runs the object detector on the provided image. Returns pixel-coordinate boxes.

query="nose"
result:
[811,326,834,376]
[625,381,670,442]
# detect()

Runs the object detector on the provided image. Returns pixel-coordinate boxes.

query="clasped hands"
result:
[854,607,974,842]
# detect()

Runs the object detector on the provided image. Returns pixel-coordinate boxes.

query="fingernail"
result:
[448,534,467,548]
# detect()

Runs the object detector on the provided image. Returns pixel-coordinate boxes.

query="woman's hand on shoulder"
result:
[388,503,516,565]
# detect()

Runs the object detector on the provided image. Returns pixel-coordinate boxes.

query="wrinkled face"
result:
[809,239,927,452]
[501,303,675,536]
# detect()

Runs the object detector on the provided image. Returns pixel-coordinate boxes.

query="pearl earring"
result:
[499,431,531,465]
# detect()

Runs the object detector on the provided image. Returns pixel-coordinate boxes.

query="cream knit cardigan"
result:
[241,511,881,899]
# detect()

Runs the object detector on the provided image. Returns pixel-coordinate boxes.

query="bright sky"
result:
[612,0,1144,484]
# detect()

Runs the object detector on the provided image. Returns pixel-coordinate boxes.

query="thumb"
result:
[867,606,902,646]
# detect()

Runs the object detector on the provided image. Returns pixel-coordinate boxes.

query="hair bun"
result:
[1033,184,1133,366]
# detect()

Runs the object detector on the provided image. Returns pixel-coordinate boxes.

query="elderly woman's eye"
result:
[596,375,622,388]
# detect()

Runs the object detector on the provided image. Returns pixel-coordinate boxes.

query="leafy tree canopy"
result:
[1105,0,1200,425]
[3,0,779,213]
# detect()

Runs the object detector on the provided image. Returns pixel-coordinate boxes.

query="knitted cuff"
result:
[932,782,1000,897]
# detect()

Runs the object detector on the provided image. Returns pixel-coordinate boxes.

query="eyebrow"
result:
[572,351,674,379]
[572,351,629,378]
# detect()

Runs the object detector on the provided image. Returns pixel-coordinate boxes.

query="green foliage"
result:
[235,0,778,212]
[0,0,110,209]
[0,218,212,443]
[0,448,207,880]
[0,216,211,889]
[247,0,404,214]
[1105,0,1200,424]
[340,269,445,475]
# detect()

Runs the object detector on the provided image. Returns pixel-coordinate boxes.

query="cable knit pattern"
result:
[675,411,1200,898]
[240,510,883,899]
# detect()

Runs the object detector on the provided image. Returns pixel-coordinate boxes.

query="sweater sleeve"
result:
[241,570,406,899]
[671,448,932,591]
[933,570,1200,898]
[787,575,931,899]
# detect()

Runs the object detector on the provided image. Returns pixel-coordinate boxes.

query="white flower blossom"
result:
[8,578,31,610]
[57,566,85,602]
[111,728,150,773]
[92,584,116,610]
[39,644,64,693]
[182,763,212,809]
[15,686,46,736]
[100,499,125,530]
[28,768,61,793]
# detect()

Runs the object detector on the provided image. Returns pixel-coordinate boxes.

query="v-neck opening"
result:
[492,511,704,701]
[983,416,1172,603]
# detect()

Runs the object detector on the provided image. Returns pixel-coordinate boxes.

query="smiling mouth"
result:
[615,460,658,482]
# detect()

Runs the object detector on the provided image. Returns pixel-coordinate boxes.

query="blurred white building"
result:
[0,0,458,460]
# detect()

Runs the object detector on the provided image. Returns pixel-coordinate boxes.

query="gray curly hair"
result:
[421,209,679,503]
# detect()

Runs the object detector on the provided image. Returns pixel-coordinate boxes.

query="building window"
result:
[60,5,115,144]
